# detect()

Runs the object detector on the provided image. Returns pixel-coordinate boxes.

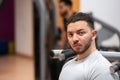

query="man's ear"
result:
[92,30,97,40]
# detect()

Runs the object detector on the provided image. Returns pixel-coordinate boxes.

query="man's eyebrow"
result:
[67,31,72,33]
[67,29,85,33]
[77,29,84,32]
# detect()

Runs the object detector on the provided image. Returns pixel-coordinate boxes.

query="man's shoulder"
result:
[86,51,112,72]
[97,51,111,65]
[88,55,112,78]
[62,57,77,69]
[92,51,111,67]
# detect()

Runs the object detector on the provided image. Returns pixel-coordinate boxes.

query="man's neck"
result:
[76,45,96,61]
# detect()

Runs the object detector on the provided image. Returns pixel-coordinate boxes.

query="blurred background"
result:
[0,0,120,80]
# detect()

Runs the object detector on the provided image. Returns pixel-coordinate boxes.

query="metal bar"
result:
[34,0,48,80]
[100,51,120,61]
[39,1,48,80]
[93,17,120,48]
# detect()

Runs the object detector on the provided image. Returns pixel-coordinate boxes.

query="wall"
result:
[15,0,33,57]
[0,0,14,54]
[81,0,120,47]
[81,0,120,31]
[0,0,14,40]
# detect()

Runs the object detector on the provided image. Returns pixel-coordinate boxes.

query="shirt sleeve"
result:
[88,66,119,80]
[92,72,119,80]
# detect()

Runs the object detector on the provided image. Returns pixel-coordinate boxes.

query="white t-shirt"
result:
[59,50,119,80]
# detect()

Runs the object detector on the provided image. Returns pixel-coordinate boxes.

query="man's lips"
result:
[73,44,81,49]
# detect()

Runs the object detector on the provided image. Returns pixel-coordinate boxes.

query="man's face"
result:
[67,21,96,54]
[59,2,69,17]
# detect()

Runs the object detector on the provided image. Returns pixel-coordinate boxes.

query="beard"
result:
[60,10,68,17]
[71,36,92,54]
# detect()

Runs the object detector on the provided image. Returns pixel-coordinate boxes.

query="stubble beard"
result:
[73,37,92,55]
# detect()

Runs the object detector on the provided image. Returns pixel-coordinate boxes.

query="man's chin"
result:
[73,49,85,54]
[60,14,65,17]
[73,49,81,54]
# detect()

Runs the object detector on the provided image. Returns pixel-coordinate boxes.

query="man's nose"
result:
[73,34,79,42]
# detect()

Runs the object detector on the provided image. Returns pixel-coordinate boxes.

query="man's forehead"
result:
[59,2,65,6]
[67,21,89,32]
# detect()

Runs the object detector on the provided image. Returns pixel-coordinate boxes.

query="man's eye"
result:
[68,33,73,37]
[78,32,85,36]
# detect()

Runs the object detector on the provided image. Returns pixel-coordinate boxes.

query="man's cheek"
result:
[82,36,89,41]
[79,38,87,46]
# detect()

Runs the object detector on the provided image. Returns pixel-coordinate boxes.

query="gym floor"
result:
[0,56,34,80]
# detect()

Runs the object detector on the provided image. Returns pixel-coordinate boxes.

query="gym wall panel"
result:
[0,0,14,55]
[15,0,34,57]
[81,0,120,31]
[0,0,14,40]
[81,0,120,47]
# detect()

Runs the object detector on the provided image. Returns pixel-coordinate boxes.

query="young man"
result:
[59,0,75,31]
[59,12,119,80]
[58,0,76,49]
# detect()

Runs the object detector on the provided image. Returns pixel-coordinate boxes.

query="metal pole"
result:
[34,0,49,80]
[100,51,120,61]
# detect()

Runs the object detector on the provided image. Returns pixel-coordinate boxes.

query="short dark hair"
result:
[66,12,94,30]
[60,0,72,7]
